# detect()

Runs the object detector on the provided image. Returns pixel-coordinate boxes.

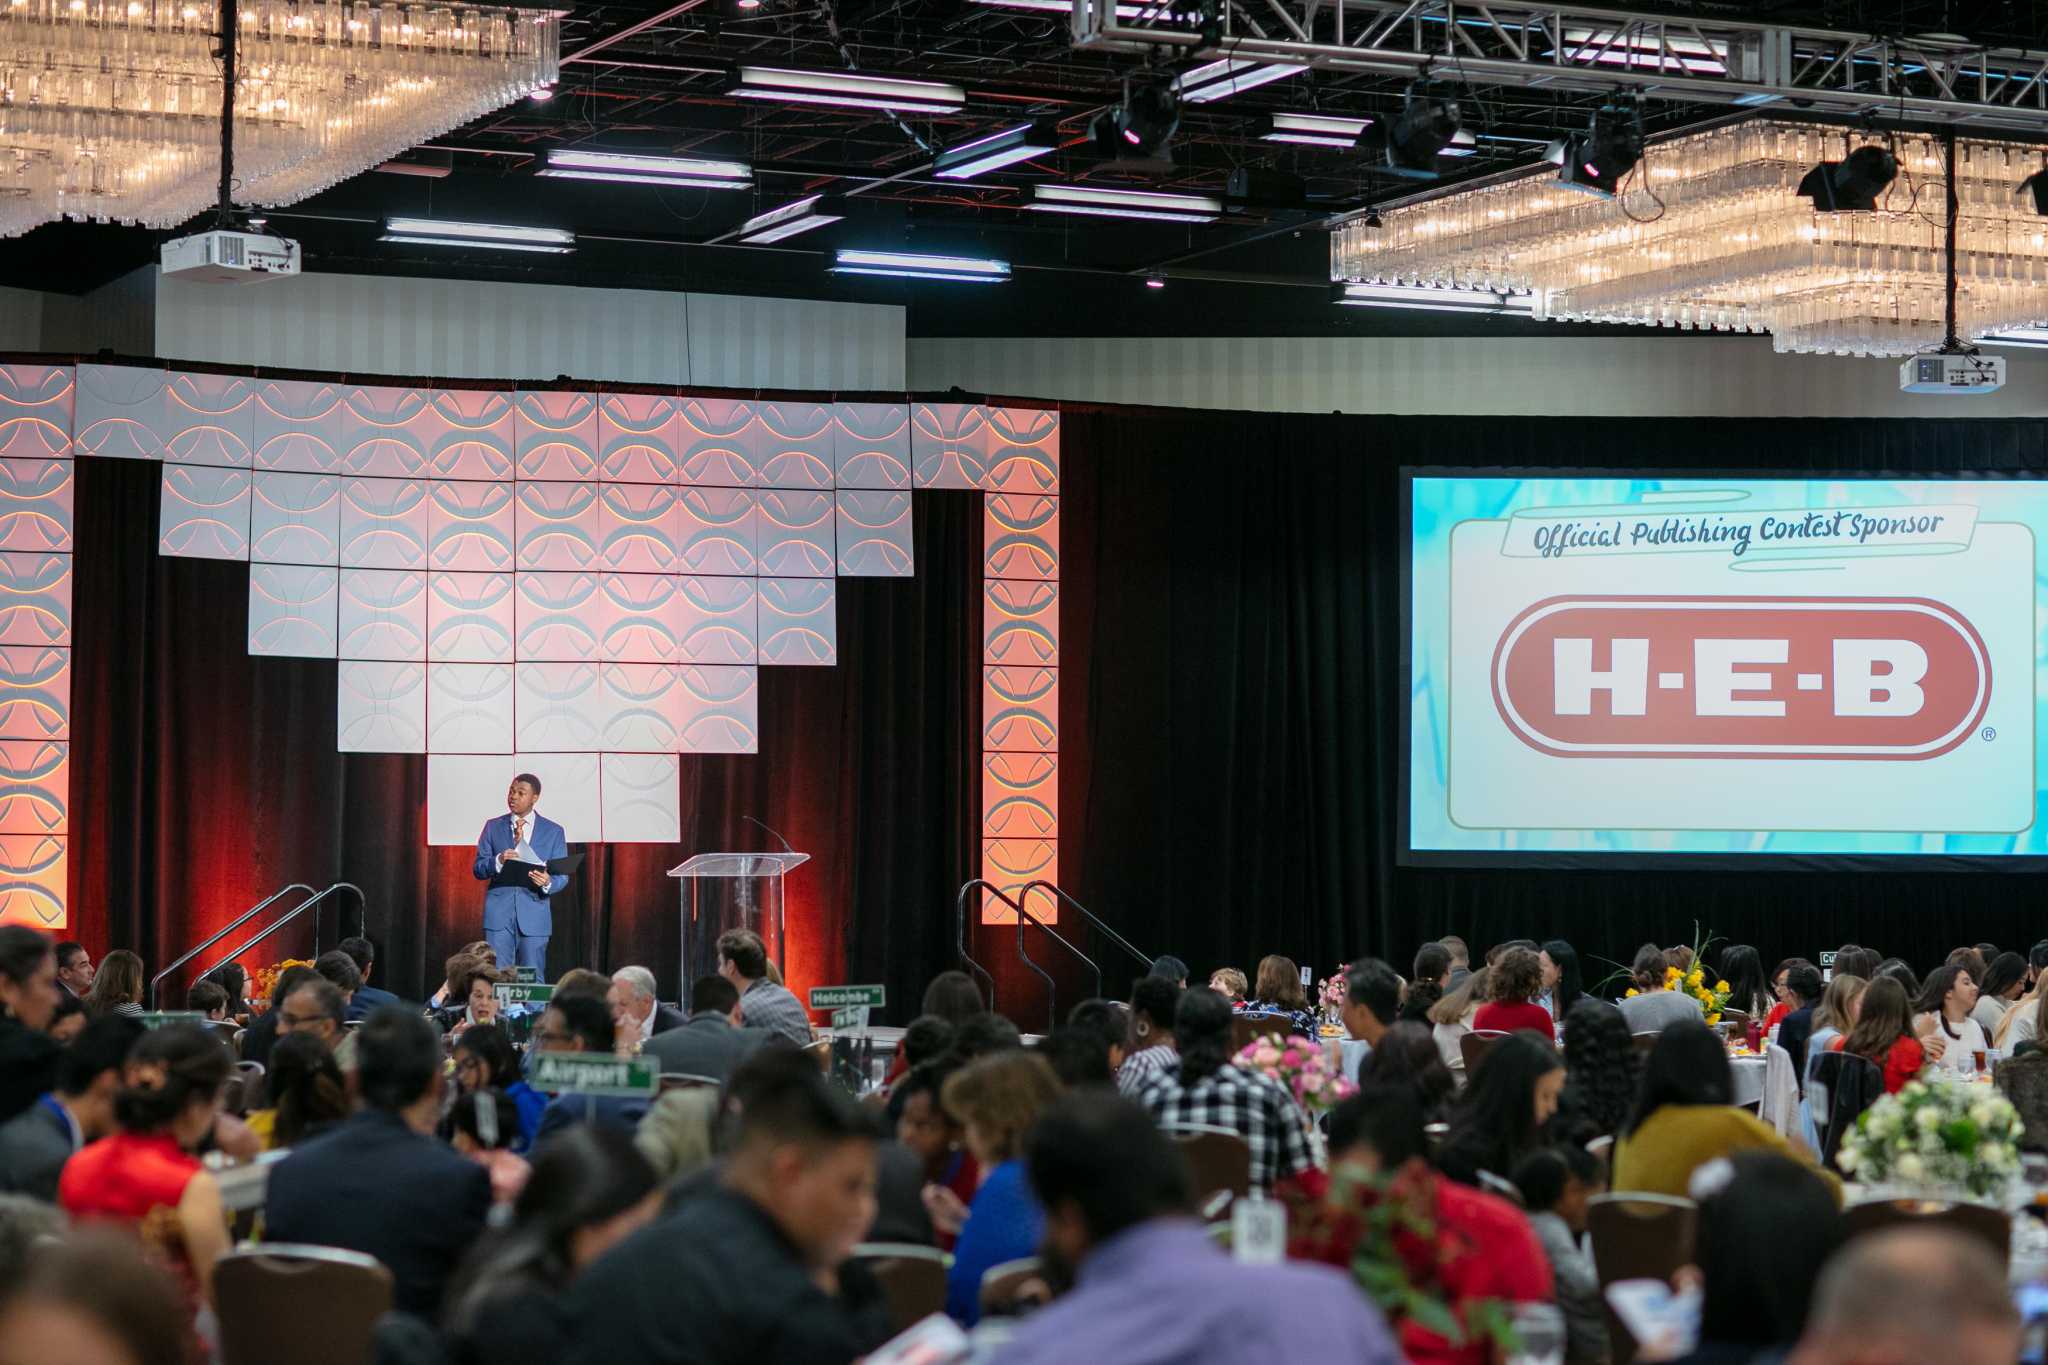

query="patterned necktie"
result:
[513,816,525,847]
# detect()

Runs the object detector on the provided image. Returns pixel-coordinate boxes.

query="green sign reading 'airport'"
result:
[527,1052,658,1097]
[809,984,885,1010]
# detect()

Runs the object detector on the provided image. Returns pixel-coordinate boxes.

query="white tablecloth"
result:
[1730,1055,1766,1108]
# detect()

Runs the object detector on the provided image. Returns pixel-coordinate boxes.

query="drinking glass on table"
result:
[1505,1302,1565,1365]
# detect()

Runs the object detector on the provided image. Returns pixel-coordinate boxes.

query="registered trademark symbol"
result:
[1983,727,1997,742]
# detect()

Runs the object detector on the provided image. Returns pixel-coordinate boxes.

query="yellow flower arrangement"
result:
[1624,987,1639,998]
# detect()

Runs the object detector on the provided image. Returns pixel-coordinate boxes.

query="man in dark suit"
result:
[607,965,685,1052]
[337,935,402,1022]
[264,1007,490,1316]
[53,941,92,1005]
[470,772,569,976]
[0,1016,136,1201]
[643,976,770,1083]
[532,992,650,1146]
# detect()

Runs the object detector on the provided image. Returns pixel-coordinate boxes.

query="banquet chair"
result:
[1477,1170,1525,1206]
[221,1073,247,1118]
[658,1072,721,1094]
[1587,1193,1697,1365]
[1841,1199,2010,1272]
[979,1257,1051,1319]
[1809,1051,1884,1171]
[1168,1125,1253,1205]
[1459,1029,1511,1075]
[1758,1044,1800,1136]
[1630,1032,1661,1056]
[213,1245,392,1365]
[1994,1051,2048,1152]
[235,1060,267,1112]
[850,1242,951,1333]
[1231,1014,1293,1051]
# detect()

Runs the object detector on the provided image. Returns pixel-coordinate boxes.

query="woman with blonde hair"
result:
[931,1050,1063,1325]
[1207,967,1248,1003]
[1430,965,1491,1075]
[1996,971,2048,1053]
[1235,955,1316,1035]
[1808,973,1866,1062]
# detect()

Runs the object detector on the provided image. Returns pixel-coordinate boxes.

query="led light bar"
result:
[734,195,847,245]
[832,249,1010,283]
[934,124,1058,181]
[1178,57,1305,104]
[1439,127,1480,158]
[1332,281,1535,314]
[1260,112,1372,150]
[539,150,752,190]
[731,66,966,115]
[380,218,575,253]
[1983,328,2048,348]
[1561,26,1729,76]
[969,0,1158,18]
[1029,184,1223,223]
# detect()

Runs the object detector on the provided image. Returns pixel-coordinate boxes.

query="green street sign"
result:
[494,983,555,1006]
[137,1011,210,1030]
[528,1052,658,1097]
[809,984,885,1010]
[513,966,541,983]
[831,1005,871,1031]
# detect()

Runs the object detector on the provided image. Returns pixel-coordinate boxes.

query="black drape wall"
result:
[1051,408,2048,1001]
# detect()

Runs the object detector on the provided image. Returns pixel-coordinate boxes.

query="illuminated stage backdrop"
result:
[0,360,1060,932]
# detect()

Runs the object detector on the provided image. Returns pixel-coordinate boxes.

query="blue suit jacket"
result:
[472,812,569,938]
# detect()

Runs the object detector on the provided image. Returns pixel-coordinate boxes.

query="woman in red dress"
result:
[59,1022,232,1314]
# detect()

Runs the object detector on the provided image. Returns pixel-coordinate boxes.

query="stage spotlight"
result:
[2021,165,2048,216]
[1383,84,1461,178]
[1797,144,1896,211]
[1555,101,1643,197]
[1090,73,1181,161]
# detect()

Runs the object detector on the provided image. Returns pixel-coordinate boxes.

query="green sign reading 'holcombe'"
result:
[808,985,886,1009]
[527,1052,658,1097]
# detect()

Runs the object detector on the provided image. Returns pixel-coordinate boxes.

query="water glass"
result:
[1505,1302,1566,1365]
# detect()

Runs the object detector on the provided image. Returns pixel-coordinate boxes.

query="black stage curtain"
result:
[1052,409,2048,1003]
[70,456,980,1006]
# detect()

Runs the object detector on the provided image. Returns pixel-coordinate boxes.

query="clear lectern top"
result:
[667,852,810,1012]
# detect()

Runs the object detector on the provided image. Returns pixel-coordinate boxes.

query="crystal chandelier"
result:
[0,0,559,238]
[1331,118,2048,358]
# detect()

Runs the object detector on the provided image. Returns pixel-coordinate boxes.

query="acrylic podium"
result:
[667,852,810,1011]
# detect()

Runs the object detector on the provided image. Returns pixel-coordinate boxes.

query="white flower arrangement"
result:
[1837,1080,2025,1198]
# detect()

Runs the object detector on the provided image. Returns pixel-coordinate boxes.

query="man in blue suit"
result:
[471,772,569,974]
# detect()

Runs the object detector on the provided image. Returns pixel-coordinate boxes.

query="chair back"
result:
[1995,1051,2048,1152]
[850,1242,951,1334]
[978,1256,1048,1318]
[1587,1193,1698,1365]
[1476,1169,1524,1206]
[236,1059,267,1111]
[1459,1029,1509,1074]
[232,1026,248,1058]
[1758,1043,1800,1135]
[214,1245,393,1365]
[1809,1050,1884,1170]
[1230,1014,1293,1051]
[658,1072,721,1094]
[1841,1199,2010,1270]
[1630,1031,1661,1056]
[221,1072,247,1117]
[1172,1128,1251,1205]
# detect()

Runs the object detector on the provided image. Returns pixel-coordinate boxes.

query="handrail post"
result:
[1013,893,1102,1030]
[954,880,1000,1012]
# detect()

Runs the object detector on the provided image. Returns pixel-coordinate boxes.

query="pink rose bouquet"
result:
[1317,965,1349,1014]
[1236,1032,1357,1116]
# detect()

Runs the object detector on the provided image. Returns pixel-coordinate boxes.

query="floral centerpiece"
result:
[1837,1080,2025,1198]
[249,958,313,1005]
[1236,1033,1356,1116]
[1612,925,1730,1026]
[1316,964,1349,1022]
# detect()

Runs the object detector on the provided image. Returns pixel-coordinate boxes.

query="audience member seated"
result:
[1512,1146,1608,1365]
[1290,1083,1551,1365]
[1148,955,1190,988]
[444,965,505,1044]
[607,966,683,1053]
[879,1014,957,1120]
[561,1047,891,1365]
[1783,1227,2019,1365]
[46,994,85,1045]
[945,1011,1024,1065]
[1064,998,1130,1075]
[1339,958,1401,1083]
[1871,957,1920,1001]
[81,949,143,1022]
[1998,965,2048,1053]
[0,1016,137,1201]
[59,1023,230,1310]
[532,993,651,1145]
[1833,944,1882,987]
[278,975,347,1052]
[1774,962,1827,1080]
[1440,934,1472,986]
[53,939,92,1005]
[1404,944,1452,1025]
[1669,1151,1842,1365]
[243,1031,347,1151]
[641,975,769,1083]
[1206,967,1247,1003]
[452,1023,545,1151]
[0,1229,192,1365]
[934,1049,1063,1324]
[894,1061,977,1251]
[988,1091,1400,1365]
[1806,973,1868,1075]
[1130,987,1315,1191]
[0,927,62,1123]
[1116,974,1183,1097]
[431,941,500,1009]
[1830,977,1925,1094]
[1611,1021,1839,1200]
[206,962,251,1021]
[446,1088,533,1207]
[1913,963,1988,1074]
[632,1079,719,1184]
[313,949,362,1010]
[263,1006,491,1317]
[185,981,228,1022]
[1233,954,1317,1036]
[1972,951,2026,1039]
[1761,957,1814,1035]
[1473,947,1554,1037]
[1540,939,1584,1022]
[923,969,986,1024]
[1036,1027,1115,1089]
[717,929,811,1045]
[1357,1021,1456,1123]
[1717,944,1774,1023]
[1437,1031,1564,1188]
[337,935,400,1020]
[1551,999,1638,1145]
[239,963,318,1070]
[1618,943,1705,1034]
[444,1124,658,1365]
[1429,966,1490,1076]
[431,950,484,1026]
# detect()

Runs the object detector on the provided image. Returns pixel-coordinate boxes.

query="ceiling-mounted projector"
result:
[1898,352,2004,395]
[160,230,301,284]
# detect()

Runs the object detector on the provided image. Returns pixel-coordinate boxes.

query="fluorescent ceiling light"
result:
[969,0,1159,18]
[1439,127,1480,158]
[832,249,1011,283]
[1561,26,1728,75]
[1261,112,1372,149]
[539,150,752,190]
[1178,57,1304,104]
[734,194,846,245]
[1983,328,2048,348]
[1029,183,1222,223]
[380,217,574,253]
[1332,281,1535,314]
[934,124,1058,181]
[731,66,965,115]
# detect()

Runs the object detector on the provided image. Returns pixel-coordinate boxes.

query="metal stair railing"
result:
[151,883,314,1007]
[1019,880,1153,978]
[1013,891,1100,1034]
[187,882,368,998]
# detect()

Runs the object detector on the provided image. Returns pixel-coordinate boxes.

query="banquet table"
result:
[1730,1054,1766,1108]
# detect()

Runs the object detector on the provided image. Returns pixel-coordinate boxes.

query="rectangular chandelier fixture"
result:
[538,150,753,190]
[730,66,966,115]
[381,218,576,254]
[831,249,1012,283]
[1028,184,1223,223]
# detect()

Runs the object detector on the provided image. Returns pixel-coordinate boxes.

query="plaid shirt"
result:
[1131,1060,1316,1189]
[1116,1043,1178,1097]
[738,979,812,1044]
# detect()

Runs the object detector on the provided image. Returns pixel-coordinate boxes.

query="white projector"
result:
[1898,352,2005,395]
[160,230,301,284]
